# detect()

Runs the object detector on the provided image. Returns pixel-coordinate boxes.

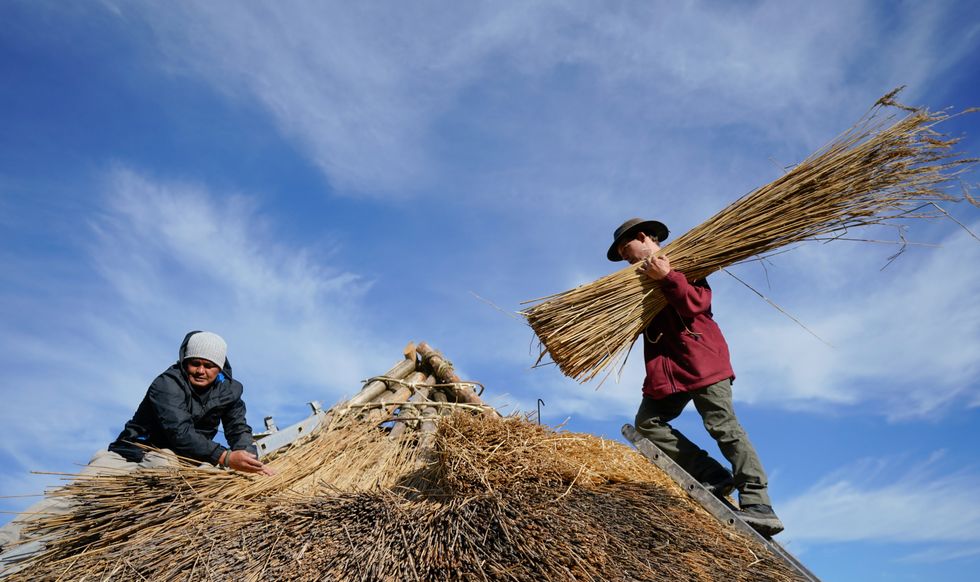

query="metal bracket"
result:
[263,416,279,432]
[622,424,820,581]
[253,402,327,458]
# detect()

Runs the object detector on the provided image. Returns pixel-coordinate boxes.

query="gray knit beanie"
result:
[184,331,227,367]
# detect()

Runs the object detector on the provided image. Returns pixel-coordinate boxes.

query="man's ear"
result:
[638,231,659,245]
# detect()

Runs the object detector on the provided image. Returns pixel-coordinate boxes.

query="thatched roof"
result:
[4,343,806,581]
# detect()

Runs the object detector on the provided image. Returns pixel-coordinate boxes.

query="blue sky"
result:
[1,1,978,580]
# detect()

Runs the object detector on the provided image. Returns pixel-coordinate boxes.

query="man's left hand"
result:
[638,254,671,280]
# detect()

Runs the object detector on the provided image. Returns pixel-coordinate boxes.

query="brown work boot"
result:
[739,504,784,537]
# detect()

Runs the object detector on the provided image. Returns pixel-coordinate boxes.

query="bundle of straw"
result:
[522,89,977,383]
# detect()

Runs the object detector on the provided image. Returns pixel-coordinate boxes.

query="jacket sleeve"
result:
[222,382,257,456]
[147,379,225,464]
[659,270,712,317]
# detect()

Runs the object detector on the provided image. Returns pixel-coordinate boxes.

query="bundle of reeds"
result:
[3,345,802,581]
[522,90,977,382]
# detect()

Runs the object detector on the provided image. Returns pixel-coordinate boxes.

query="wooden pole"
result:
[416,342,484,406]
[388,375,436,440]
[347,345,418,406]
[368,371,428,422]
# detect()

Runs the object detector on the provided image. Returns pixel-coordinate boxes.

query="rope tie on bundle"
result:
[362,376,486,396]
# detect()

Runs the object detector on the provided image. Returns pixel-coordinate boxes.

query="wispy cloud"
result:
[0,167,393,505]
[87,167,399,409]
[720,222,980,418]
[898,544,980,564]
[106,0,978,206]
[780,453,980,554]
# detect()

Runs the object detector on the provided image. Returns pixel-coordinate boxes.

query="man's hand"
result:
[227,450,276,476]
[638,254,671,280]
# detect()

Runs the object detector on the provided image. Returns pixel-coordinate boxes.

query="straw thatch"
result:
[522,89,978,383]
[3,344,804,581]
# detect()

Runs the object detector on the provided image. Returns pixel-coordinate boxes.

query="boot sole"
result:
[741,515,785,537]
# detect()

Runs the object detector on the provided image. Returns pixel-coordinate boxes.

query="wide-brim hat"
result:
[606,217,669,261]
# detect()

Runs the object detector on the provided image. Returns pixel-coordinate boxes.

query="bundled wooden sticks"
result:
[522,89,978,382]
[3,343,803,581]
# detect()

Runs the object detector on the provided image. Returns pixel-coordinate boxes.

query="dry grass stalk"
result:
[522,90,977,382]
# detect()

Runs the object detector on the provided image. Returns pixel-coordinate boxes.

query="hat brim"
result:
[606,220,669,261]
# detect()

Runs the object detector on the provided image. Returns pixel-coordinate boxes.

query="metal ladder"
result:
[253,401,327,458]
[622,424,820,582]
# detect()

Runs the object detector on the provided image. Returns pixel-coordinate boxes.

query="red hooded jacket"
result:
[642,270,735,399]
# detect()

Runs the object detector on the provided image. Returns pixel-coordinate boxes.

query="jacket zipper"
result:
[662,355,677,394]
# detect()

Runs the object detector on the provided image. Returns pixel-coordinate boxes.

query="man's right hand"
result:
[638,254,671,280]
[227,450,276,475]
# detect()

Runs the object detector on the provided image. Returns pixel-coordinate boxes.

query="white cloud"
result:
[87,167,399,408]
[780,454,980,551]
[898,545,980,564]
[722,222,980,418]
[106,0,978,204]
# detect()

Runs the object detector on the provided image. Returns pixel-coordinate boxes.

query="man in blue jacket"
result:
[109,330,272,474]
[0,331,271,570]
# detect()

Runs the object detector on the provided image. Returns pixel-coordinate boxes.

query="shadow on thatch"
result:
[5,344,804,581]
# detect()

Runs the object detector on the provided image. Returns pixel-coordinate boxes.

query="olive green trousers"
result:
[634,378,771,506]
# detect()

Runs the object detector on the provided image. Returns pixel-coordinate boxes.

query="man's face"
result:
[617,231,661,264]
[184,358,221,388]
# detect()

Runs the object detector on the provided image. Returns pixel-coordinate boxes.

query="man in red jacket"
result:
[609,217,783,536]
